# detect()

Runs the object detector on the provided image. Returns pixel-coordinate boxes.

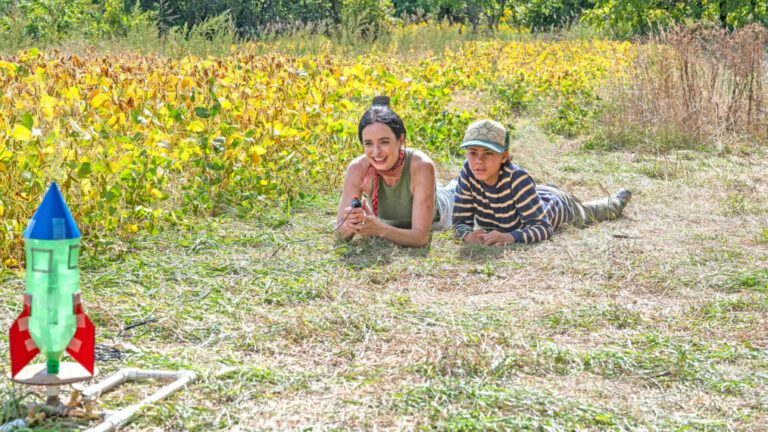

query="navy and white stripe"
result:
[452,161,568,244]
[536,186,573,232]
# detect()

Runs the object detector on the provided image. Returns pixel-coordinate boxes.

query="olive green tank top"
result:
[366,149,439,229]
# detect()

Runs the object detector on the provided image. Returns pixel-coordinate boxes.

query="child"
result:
[453,120,632,245]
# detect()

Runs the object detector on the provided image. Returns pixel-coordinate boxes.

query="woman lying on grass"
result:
[334,96,455,247]
[453,119,632,246]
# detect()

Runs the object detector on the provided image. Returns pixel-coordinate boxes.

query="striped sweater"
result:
[452,161,571,243]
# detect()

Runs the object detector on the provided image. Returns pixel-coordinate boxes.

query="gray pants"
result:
[537,185,625,229]
[433,179,458,231]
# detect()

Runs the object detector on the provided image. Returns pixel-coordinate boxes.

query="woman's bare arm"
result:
[334,157,368,242]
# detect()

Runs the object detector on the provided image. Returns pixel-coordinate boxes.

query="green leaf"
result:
[104,186,121,203]
[207,162,225,171]
[77,162,92,178]
[194,107,210,118]
[209,103,221,118]
[20,112,34,131]
[93,161,110,173]
[169,107,183,122]
[212,136,225,153]
[208,77,217,97]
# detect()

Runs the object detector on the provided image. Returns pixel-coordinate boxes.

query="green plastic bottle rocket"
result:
[9,182,95,378]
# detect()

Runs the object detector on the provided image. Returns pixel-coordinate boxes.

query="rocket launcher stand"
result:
[11,363,96,387]
[10,361,97,410]
[6,362,99,428]
[2,368,197,432]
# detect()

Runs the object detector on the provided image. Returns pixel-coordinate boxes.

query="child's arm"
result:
[505,171,553,244]
[452,163,476,240]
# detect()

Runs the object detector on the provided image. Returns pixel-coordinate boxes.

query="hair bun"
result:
[372,95,390,107]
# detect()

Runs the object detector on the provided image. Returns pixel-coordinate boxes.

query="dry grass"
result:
[0,120,767,430]
[597,24,768,153]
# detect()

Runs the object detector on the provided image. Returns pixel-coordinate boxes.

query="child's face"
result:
[362,122,404,170]
[466,146,508,185]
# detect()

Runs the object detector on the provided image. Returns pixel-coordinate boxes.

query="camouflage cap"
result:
[460,119,509,153]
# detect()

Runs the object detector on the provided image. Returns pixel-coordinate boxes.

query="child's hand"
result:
[482,230,515,246]
[462,230,487,244]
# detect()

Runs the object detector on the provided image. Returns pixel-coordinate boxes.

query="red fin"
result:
[9,296,40,378]
[66,298,95,375]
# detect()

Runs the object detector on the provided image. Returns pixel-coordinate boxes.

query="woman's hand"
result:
[481,230,515,246]
[341,205,366,232]
[334,157,368,242]
[353,201,384,237]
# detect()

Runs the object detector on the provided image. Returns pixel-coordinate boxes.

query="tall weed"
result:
[595,24,767,153]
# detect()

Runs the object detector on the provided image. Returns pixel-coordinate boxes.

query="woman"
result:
[334,96,454,247]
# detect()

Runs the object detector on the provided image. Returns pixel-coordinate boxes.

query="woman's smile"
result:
[371,155,389,165]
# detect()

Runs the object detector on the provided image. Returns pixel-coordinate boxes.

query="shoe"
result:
[614,189,632,209]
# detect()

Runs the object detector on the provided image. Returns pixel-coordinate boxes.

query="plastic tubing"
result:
[82,368,196,432]
[0,419,26,432]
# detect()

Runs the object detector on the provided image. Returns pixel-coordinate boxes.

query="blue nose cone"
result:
[23,182,81,240]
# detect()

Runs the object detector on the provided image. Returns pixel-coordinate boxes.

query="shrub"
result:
[340,0,393,42]
[514,0,595,32]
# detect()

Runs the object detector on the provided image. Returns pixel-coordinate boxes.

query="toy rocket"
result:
[9,182,95,379]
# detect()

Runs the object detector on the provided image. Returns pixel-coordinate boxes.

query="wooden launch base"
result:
[10,362,96,386]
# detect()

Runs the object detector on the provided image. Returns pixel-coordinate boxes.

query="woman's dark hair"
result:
[357,96,407,143]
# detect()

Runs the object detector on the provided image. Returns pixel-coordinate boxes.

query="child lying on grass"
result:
[453,119,632,246]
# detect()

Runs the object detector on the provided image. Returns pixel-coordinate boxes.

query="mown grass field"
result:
[1,29,767,430]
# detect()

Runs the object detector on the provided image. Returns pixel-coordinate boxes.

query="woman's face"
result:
[466,146,508,185]
[362,122,404,170]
